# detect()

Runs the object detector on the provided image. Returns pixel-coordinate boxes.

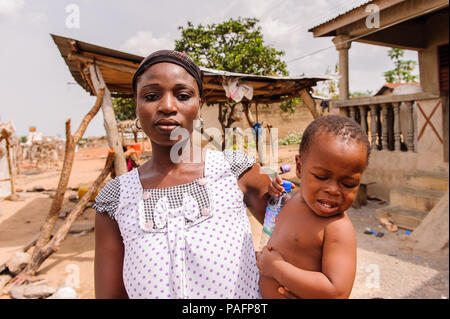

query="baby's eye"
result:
[312,174,327,181]
[342,182,358,189]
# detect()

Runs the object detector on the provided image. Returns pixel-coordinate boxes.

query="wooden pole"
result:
[29,89,105,274]
[299,88,319,119]
[4,138,15,194]
[25,152,114,275]
[87,64,127,176]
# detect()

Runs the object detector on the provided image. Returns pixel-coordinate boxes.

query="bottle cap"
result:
[282,181,293,193]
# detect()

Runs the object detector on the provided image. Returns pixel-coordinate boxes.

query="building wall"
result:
[418,9,449,95]
[364,97,449,200]
[201,102,315,140]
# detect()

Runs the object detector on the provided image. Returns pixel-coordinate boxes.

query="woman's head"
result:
[133,50,203,97]
[133,50,203,146]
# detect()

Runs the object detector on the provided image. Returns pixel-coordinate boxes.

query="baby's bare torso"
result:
[259,192,343,299]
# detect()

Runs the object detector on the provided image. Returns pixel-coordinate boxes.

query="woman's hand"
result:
[256,246,284,278]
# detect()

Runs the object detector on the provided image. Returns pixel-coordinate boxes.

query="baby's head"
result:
[295,115,370,217]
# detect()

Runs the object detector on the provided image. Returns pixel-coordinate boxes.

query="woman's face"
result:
[135,62,201,146]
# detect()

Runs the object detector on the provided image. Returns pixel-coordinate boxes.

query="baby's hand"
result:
[268,176,295,197]
[256,246,284,278]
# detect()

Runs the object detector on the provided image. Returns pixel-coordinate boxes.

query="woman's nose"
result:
[158,93,177,113]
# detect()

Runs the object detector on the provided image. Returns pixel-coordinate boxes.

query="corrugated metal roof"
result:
[51,34,332,104]
[308,0,374,31]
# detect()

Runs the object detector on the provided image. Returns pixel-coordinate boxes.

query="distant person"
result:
[257,115,370,298]
[111,145,139,178]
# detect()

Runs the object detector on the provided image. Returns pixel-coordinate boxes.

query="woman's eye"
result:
[144,94,158,102]
[177,93,191,101]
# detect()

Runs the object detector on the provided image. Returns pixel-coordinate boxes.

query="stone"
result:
[9,285,26,299]
[0,274,12,291]
[47,286,78,299]
[23,284,56,299]
[32,185,45,192]
[6,252,31,275]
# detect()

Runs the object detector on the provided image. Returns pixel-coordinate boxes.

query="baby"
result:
[257,115,371,299]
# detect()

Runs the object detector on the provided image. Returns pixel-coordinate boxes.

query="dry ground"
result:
[0,145,448,299]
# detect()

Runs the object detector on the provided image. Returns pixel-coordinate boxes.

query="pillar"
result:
[332,34,352,100]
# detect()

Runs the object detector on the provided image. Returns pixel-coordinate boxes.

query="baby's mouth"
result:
[317,199,338,209]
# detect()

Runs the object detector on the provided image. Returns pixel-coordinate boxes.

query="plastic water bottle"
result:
[259,181,293,250]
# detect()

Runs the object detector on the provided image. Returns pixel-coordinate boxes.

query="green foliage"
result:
[113,97,136,121]
[349,90,373,98]
[175,17,288,76]
[383,48,418,83]
[279,97,302,113]
[20,136,27,143]
[278,131,302,145]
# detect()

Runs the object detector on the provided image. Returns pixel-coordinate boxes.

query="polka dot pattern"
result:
[97,150,261,299]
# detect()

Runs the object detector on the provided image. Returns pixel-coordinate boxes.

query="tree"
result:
[174,17,290,147]
[112,97,135,121]
[383,48,418,83]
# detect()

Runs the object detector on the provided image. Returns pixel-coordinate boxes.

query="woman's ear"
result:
[295,154,302,179]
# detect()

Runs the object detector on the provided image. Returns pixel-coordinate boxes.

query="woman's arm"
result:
[238,163,271,225]
[94,212,129,299]
[257,218,357,299]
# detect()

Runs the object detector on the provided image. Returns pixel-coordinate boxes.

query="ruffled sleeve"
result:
[223,149,256,177]
[92,178,120,221]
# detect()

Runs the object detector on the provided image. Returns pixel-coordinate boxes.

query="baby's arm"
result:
[257,217,356,299]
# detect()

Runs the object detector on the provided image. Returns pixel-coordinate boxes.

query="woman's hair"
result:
[299,115,371,161]
[132,50,203,97]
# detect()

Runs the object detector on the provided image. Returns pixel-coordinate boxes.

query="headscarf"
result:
[132,50,203,96]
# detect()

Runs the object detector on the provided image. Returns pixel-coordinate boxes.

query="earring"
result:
[135,118,142,129]
[195,117,204,130]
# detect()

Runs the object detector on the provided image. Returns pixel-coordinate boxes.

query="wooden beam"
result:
[299,88,319,119]
[88,64,128,176]
[68,52,136,74]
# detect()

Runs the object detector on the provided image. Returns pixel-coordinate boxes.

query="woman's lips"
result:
[155,120,181,132]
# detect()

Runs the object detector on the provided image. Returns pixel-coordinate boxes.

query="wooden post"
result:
[299,88,319,119]
[28,89,105,275]
[393,102,401,151]
[381,104,389,150]
[4,138,15,194]
[24,152,114,275]
[88,64,127,176]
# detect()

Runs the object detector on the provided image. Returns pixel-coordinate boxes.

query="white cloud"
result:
[0,0,25,16]
[120,31,174,56]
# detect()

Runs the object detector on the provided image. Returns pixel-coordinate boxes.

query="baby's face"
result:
[296,132,368,217]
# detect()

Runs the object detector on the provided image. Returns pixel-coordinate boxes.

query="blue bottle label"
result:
[262,206,279,236]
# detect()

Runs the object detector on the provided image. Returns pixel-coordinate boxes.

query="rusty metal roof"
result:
[51,34,332,104]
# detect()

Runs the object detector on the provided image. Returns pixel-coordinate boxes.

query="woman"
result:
[93,50,271,299]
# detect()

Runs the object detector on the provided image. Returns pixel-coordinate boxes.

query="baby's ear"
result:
[295,154,302,178]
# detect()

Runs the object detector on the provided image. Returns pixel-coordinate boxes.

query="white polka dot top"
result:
[94,149,261,299]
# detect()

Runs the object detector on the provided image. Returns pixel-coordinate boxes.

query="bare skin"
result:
[95,62,270,298]
[257,131,367,299]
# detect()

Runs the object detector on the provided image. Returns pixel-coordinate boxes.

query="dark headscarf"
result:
[132,50,203,96]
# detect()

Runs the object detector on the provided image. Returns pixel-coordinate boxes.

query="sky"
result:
[0,0,419,138]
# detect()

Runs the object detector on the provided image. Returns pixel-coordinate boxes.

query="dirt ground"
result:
[0,145,448,299]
